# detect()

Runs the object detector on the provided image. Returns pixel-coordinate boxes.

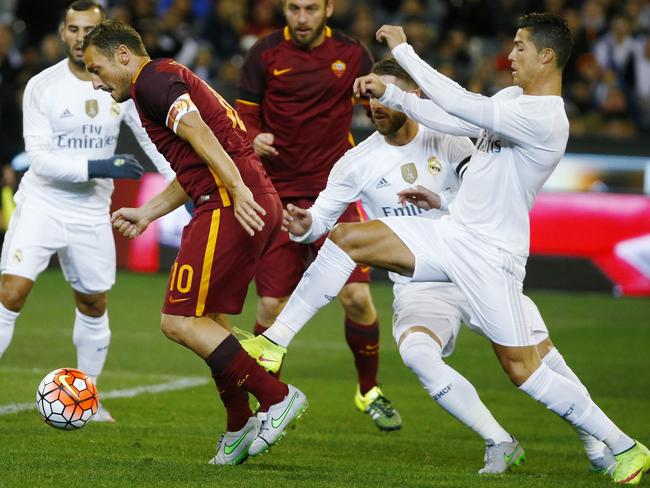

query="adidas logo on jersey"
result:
[375,177,391,189]
[59,109,73,118]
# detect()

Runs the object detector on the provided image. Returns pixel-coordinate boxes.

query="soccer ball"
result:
[36,368,99,430]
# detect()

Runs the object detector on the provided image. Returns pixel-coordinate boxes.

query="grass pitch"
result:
[0,270,648,487]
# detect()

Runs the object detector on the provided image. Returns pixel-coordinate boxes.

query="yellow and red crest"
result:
[331,59,347,78]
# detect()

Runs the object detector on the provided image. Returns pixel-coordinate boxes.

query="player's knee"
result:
[329,223,359,254]
[257,296,288,324]
[76,295,107,318]
[500,358,538,386]
[0,285,28,312]
[339,284,374,319]
[160,315,188,343]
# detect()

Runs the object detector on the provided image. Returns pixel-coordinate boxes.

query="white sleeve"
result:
[290,155,362,244]
[123,101,176,182]
[22,79,88,182]
[442,135,474,179]
[390,43,553,147]
[380,83,481,137]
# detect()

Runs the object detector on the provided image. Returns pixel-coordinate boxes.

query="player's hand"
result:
[253,132,279,158]
[376,25,408,51]
[231,184,266,236]
[397,185,441,210]
[88,154,144,180]
[282,203,313,234]
[111,207,149,239]
[353,73,387,99]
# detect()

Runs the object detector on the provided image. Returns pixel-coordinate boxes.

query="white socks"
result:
[519,362,634,455]
[265,239,356,347]
[73,309,111,379]
[542,347,607,460]
[399,332,512,443]
[0,302,19,358]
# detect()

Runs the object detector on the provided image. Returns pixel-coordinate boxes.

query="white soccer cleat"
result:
[248,384,308,456]
[589,446,616,475]
[478,437,525,474]
[209,416,260,465]
[92,403,115,423]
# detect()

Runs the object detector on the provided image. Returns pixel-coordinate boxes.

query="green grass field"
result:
[0,270,648,487]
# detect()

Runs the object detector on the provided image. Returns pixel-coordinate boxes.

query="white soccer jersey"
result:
[291,123,474,283]
[19,59,174,220]
[382,43,570,257]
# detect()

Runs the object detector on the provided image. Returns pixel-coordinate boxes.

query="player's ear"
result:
[116,44,130,66]
[538,47,554,66]
[58,21,65,43]
[325,0,334,18]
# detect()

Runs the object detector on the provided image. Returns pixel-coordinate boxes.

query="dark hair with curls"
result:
[517,12,573,68]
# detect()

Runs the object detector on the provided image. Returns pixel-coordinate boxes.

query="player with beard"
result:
[0,0,174,422]
[235,0,401,431]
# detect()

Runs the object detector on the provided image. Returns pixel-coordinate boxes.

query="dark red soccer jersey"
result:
[236,26,373,198]
[130,59,275,210]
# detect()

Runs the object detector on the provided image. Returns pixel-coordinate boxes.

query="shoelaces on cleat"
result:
[368,396,395,419]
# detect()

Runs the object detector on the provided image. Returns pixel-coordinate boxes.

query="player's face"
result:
[60,8,103,67]
[84,46,132,102]
[283,0,333,49]
[369,75,409,136]
[508,28,542,88]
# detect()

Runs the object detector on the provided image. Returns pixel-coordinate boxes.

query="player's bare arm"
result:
[253,132,279,157]
[282,203,313,234]
[375,25,407,51]
[175,110,266,236]
[397,185,442,210]
[111,178,188,239]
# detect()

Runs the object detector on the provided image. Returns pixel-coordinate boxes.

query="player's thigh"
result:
[164,194,282,317]
[0,201,63,282]
[61,221,115,295]
[392,282,463,357]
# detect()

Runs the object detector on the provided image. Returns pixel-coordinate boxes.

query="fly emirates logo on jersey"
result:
[56,124,118,150]
[381,203,428,218]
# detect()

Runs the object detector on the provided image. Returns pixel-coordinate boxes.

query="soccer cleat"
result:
[612,441,650,485]
[208,416,260,465]
[234,327,286,374]
[248,384,308,456]
[92,403,115,423]
[478,437,526,474]
[354,385,402,431]
[589,446,616,475]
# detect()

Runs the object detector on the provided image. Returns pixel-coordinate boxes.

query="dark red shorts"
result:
[254,197,371,298]
[163,192,282,316]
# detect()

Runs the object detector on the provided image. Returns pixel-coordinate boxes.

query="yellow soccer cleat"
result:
[612,441,650,485]
[233,327,286,374]
[354,385,402,431]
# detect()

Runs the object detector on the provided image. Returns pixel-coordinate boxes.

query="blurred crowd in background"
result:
[1,0,650,170]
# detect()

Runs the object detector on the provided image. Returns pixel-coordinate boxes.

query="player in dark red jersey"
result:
[82,20,307,464]
[235,0,401,431]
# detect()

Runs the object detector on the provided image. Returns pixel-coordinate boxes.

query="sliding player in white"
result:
[243,14,649,482]
[0,1,174,422]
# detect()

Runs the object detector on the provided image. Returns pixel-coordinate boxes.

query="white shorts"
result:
[0,201,115,294]
[392,282,548,356]
[381,215,546,347]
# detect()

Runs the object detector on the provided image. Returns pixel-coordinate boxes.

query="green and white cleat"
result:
[589,446,616,475]
[209,416,260,465]
[249,384,308,456]
[478,437,526,474]
[354,385,402,431]
[234,327,286,374]
[612,441,650,485]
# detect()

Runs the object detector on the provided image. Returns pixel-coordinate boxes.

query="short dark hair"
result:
[82,19,148,57]
[517,12,573,68]
[63,0,106,24]
[371,58,417,89]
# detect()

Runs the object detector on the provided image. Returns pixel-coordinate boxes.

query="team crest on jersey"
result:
[428,156,442,175]
[110,101,121,117]
[331,60,346,78]
[85,100,99,118]
[12,249,23,263]
[401,163,418,184]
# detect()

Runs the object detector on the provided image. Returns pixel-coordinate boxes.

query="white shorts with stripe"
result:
[381,215,548,347]
[0,200,115,294]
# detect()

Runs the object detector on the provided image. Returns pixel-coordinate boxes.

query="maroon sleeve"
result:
[134,63,189,125]
[237,40,267,104]
[235,100,262,143]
